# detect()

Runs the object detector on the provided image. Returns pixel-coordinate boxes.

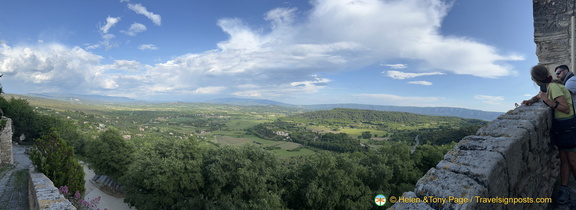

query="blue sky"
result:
[0,0,537,112]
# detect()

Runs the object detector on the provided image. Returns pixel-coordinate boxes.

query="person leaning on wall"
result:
[522,64,576,205]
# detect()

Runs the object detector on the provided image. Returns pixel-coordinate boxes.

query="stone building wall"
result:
[0,117,13,165]
[390,103,557,209]
[533,0,575,70]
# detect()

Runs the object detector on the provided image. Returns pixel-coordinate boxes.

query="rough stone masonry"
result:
[0,117,13,165]
[390,102,557,209]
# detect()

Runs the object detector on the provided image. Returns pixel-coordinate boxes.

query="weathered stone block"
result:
[438,149,508,198]
[388,192,433,210]
[413,168,489,209]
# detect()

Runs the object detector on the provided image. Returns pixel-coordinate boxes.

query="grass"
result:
[213,134,316,158]
[13,169,29,191]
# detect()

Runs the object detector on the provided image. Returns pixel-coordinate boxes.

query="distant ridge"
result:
[301,104,503,121]
[27,93,139,104]
[14,94,503,121]
[205,98,503,121]
[204,98,295,107]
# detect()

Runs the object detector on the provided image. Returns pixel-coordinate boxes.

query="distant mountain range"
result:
[204,98,503,121]
[26,93,139,104]
[22,94,503,121]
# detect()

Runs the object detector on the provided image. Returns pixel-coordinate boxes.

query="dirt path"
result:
[0,143,31,210]
[82,164,134,210]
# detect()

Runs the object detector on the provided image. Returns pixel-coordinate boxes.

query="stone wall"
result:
[28,166,76,210]
[0,117,13,165]
[533,0,575,70]
[390,103,557,209]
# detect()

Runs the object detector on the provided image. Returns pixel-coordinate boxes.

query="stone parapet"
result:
[28,166,76,210]
[390,103,557,209]
[533,0,574,70]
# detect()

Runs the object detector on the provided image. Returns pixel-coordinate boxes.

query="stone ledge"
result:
[28,166,76,210]
[391,103,557,209]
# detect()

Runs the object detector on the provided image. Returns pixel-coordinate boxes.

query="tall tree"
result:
[122,139,205,210]
[85,129,135,180]
[29,130,85,194]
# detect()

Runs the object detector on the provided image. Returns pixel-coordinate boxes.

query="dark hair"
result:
[555,64,570,72]
[531,65,553,84]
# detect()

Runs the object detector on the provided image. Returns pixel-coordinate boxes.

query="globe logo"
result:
[375,194,386,206]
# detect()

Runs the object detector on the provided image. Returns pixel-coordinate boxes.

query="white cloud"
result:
[408,81,432,86]
[121,23,147,36]
[101,34,118,50]
[100,16,121,34]
[474,94,504,104]
[303,0,521,78]
[0,0,526,100]
[385,70,445,80]
[128,3,161,26]
[138,44,157,50]
[382,64,407,69]
[0,43,103,92]
[102,79,119,89]
[100,60,143,72]
[192,86,227,94]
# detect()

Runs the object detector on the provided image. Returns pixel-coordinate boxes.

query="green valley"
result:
[4,94,488,209]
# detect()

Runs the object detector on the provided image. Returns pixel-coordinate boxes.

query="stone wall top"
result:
[390,103,557,209]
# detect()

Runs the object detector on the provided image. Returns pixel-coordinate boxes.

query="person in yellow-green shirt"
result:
[522,64,575,204]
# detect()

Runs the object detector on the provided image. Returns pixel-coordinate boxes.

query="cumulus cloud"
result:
[385,71,445,80]
[138,44,158,50]
[474,94,504,104]
[100,16,121,34]
[128,3,161,26]
[408,81,432,86]
[0,0,525,100]
[303,0,521,78]
[121,22,147,36]
[0,43,103,92]
[100,60,143,72]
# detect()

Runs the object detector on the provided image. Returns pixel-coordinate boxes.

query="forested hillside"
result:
[283,108,484,126]
[247,108,486,151]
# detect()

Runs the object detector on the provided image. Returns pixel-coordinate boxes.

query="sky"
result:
[0,0,537,112]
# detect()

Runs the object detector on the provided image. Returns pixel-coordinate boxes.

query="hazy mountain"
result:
[204,98,296,107]
[27,93,139,104]
[20,95,503,121]
[206,98,503,121]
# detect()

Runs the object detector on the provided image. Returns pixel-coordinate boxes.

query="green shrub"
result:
[29,130,85,194]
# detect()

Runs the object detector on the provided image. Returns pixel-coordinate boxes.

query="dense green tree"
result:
[282,152,373,209]
[38,115,87,155]
[122,139,205,210]
[361,131,372,139]
[0,97,41,142]
[29,130,85,194]
[85,129,135,180]
[200,145,283,209]
[412,143,455,174]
